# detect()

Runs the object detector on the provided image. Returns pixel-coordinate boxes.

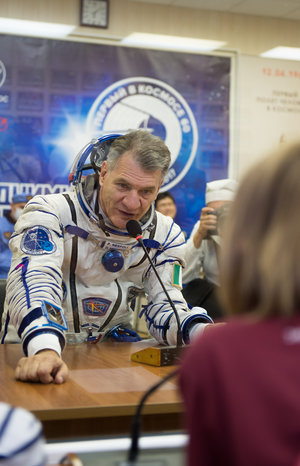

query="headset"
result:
[69,133,121,186]
[68,133,120,228]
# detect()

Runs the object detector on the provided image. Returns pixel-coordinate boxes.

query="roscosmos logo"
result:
[86,77,198,190]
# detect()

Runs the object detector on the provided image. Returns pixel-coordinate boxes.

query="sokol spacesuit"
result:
[1,134,212,358]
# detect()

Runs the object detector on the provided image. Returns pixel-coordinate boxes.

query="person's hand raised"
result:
[193,207,217,248]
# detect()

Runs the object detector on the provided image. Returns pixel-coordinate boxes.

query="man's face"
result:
[99,151,162,229]
[155,197,177,219]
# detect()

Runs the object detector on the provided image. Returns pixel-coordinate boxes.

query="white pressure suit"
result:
[1,174,212,357]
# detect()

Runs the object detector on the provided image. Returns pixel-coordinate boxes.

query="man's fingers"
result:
[16,357,54,383]
[15,351,68,384]
[53,363,69,384]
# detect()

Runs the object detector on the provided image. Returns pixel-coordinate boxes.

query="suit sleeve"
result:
[182,220,205,284]
[1,196,66,356]
[142,216,212,346]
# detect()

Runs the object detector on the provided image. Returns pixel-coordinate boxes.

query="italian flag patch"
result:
[172,263,182,288]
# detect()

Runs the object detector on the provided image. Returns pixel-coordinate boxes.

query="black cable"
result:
[126,220,183,347]
[127,368,178,464]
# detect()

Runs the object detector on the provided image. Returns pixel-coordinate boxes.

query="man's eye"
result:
[118,183,128,189]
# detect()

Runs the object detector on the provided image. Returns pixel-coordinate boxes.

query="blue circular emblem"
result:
[102,249,124,272]
[86,76,198,191]
[21,226,56,255]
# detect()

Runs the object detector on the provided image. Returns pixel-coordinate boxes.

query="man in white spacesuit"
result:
[1,130,213,384]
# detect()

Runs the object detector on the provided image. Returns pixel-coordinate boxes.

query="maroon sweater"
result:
[179,316,300,466]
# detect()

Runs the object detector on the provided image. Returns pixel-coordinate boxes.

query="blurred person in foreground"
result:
[182,179,237,319]
[0,193,31,279]
[0,402,46,465]
[179,142,300,466]
[0,130,213,384]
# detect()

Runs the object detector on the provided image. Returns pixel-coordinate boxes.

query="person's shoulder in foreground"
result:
[179,141,300,466]
[179,315,300,466]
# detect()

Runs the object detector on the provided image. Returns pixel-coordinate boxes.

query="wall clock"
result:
[80,0,109,29]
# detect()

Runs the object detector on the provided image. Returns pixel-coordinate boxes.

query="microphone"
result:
[124,368,178,465]
[126,219,184,366]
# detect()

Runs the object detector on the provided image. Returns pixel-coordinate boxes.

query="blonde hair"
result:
[220,143,300,318]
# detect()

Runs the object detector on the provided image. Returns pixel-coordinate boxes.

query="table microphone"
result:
[126,219,184,366]
[122,368,178,465]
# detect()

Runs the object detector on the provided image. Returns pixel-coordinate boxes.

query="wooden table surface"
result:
[0,340,184,440]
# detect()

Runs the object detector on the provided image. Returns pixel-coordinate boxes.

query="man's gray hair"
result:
[106,130,171,179]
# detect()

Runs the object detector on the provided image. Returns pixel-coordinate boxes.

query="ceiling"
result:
[132,0,300,20]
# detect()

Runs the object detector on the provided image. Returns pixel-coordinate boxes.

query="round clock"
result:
[80,0,109,29]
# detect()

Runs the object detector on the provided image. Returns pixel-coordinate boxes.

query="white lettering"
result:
[128,84,137,95]
[137,84,186,119]
[94,87,128,126]
[0,182,69,207]
[0,94,9,103]
[162,168,176,185]
[180,117,191,133]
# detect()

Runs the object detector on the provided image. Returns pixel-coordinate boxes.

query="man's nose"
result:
[123,191,141,210]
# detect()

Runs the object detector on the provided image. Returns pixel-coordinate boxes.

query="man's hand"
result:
[193,207,217,248]
[15,349,69,384]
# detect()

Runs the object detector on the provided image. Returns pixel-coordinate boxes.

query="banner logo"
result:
[0,61,6,88]
[86,77,198,190]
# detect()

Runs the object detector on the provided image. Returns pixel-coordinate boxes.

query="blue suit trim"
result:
[15,257,30,308]
[22,328,65,356]
[0,312,10,343]
[18,307,43,338]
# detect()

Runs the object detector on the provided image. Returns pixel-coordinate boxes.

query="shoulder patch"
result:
[21,226,56,255]
[82,297,111,316]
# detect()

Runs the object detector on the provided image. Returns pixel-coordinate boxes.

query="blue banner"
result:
[0,35,231,236]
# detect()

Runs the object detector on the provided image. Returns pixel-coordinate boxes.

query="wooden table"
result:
[0,340,184,441]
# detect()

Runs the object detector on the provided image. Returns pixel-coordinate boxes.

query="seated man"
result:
[0,193,31,279]
[1,130,213,384]
[182,179,237,320]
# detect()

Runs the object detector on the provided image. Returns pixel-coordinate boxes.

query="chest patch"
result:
[21,226,56,255]
[82,297,111,316]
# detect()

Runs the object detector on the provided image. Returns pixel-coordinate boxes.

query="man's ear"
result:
[99,161,108,187]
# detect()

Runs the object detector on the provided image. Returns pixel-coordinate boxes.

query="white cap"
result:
[205,178,238,204]
[0,402,46,465]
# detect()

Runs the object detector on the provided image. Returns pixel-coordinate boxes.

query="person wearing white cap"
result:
[0,194,31,279]
[182,178,237,319]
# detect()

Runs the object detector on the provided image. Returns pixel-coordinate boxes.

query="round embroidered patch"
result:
[21,226,56,255]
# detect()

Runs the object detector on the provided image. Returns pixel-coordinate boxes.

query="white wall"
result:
[238,55,300,178]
